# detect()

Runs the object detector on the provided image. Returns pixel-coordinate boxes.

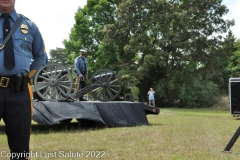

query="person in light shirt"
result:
[148,88,155,107]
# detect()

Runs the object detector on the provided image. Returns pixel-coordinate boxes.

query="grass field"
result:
[1,108,240,160]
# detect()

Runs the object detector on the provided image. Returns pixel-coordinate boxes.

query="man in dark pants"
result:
[74,49,88,101]
[0,0,46,159]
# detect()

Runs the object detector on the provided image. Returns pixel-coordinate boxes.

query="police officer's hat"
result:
[80,49,87,53]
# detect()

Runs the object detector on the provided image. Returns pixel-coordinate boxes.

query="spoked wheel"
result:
[33,63,74,101]
[89,69,122,101]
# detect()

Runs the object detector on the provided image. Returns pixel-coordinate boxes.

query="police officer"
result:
[0,0,46,160]
[74,49,88,101]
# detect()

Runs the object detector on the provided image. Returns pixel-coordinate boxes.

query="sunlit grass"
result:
[1,108,240,160]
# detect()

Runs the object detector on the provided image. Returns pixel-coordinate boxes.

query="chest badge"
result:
[20,24,28,34]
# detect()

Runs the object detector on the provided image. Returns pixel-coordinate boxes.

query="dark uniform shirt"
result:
[0,9,45,76]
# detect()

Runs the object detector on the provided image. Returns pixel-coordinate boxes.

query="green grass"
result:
[1,108,240,160]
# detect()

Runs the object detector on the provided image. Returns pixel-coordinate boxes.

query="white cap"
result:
[80,49,87,52]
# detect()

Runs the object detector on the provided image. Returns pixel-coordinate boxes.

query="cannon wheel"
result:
[89,69,122,101]
[34,63,74,101]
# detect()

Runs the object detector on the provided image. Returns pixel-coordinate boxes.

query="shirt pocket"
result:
[14,33,33,57]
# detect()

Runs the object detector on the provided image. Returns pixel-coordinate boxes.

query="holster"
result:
[12,72,29,92]
[21,72,29,90]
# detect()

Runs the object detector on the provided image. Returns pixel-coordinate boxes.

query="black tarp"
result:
[32,101,149,127]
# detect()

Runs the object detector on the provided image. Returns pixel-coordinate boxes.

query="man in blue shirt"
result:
[0,1,46,159]
[75,49,88,101]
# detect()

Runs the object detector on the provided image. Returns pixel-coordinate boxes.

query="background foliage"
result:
[49,0,236,107]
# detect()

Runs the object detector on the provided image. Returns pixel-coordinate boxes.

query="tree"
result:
[49,48,72,68]
[102,0,234,107]
[227,39,240,77]
[64,0,235,107]
[63,0,121,75]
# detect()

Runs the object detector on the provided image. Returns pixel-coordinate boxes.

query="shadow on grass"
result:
[0,118,158,135]
[0,122,160,135]
[32,122,107,134]
[0,121,106,135]
[148,123,165,126]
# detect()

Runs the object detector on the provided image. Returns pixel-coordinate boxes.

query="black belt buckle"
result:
[0,76,9,87]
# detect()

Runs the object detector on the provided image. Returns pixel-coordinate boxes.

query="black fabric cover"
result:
[230,80,240,114]
[33,102,106,125]
[32,101,149,126]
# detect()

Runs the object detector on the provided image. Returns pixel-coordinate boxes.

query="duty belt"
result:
[0,76,12,88]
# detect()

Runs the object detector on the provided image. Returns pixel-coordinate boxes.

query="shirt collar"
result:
[0,9,18,22]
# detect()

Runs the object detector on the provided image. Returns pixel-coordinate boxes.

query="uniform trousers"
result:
[0,85,31,160]
[78,74,86,101]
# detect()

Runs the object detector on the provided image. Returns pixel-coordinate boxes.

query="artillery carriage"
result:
[31,63,122,102]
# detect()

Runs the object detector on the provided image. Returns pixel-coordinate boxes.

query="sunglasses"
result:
[82,54,86,56]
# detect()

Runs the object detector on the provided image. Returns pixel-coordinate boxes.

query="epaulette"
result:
[19,14,30,20]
